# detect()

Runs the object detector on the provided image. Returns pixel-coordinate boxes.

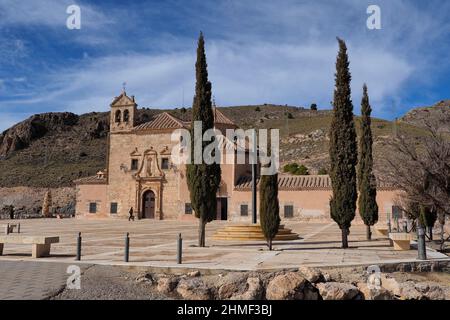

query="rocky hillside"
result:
[0,102,448,188]
[400,100,450,133]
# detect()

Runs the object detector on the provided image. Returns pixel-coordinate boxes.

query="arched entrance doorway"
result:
[142,190,156,219]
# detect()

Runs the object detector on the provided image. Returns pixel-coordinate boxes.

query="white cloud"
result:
[0,0,448,131]
[1,39,413,121]
[0,0,110,29]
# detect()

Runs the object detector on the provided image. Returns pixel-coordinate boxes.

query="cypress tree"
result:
[259,149,280,251]
[329,38,358,248]
[358,84,378,240]
[186,32,221,247]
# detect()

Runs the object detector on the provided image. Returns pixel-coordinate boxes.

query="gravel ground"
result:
[51,265,169,300]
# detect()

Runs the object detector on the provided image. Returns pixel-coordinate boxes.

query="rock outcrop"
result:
[0,112,79,157]
[315,282,360,300]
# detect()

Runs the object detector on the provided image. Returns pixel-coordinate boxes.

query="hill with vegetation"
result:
[0,101,448,188]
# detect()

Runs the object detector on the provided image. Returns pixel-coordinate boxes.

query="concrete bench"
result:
[0,235,59,258]
[1,223,21,234]
[389,233,415,251]
[375,226,389,237]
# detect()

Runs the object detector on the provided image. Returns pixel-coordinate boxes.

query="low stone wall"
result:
[0,187,76,219]
[131,265,450,300]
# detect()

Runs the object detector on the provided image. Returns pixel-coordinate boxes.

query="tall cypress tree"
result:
[358,84,378,240]
[186,32,221,247]
[329,38,358,249]
[259,141,280,251]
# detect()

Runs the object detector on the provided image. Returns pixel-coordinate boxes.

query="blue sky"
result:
[0,0,449,131]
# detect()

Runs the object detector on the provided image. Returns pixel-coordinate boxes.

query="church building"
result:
[74,92,401,223]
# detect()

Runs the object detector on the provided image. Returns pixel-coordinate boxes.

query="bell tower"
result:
[110,90,137,133]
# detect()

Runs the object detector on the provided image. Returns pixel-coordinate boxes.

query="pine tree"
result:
[186,32,221,247]
[358,84,378,240]
[259,153,280,251]
[329,38,358,248]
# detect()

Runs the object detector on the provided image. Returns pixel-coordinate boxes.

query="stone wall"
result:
[0,187,75,219]
[228,188,402,223]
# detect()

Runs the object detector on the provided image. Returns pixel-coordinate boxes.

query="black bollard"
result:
[417,226,427,260]
[76,232,82,261]
[177,233,182,264]
[18,223,21,234]
[125,233,130,262]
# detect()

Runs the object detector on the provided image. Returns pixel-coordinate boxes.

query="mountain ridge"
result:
[0,101,448,188]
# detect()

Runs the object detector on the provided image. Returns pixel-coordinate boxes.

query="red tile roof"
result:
[134,112,186,131]
[235,174,396,190]
[133,108,236,132]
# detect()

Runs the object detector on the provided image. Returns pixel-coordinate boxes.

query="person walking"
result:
[128,207,135,221]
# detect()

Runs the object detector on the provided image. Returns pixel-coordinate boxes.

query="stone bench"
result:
[0,235,60,258]
[375,226,389,237]
[389,233,415,251]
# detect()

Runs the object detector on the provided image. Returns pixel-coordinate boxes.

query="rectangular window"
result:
[185,203,193,215]
[161,158,169,170]
[110,202,118,214]
[131,159,138,170]
[240,204,248,216]
[284,205,294,218]
[89,202,97,214]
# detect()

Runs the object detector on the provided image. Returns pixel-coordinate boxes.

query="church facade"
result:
[74,92,401,223]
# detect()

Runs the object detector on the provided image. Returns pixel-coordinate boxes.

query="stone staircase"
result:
[212,224,300,241]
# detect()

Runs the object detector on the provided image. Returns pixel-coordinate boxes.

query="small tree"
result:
[283,163,298,173]
[255,106,261,112]
[310,103,318,111]
[283,163,309,175]
[260,159,280,251]
[186,32,221,247]
[42,190,52,218]
[3,205,15,219]
[329,38,358,248]
[357,84,378,240]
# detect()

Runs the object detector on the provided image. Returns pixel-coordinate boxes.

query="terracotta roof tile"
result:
[134,112,186,131]
[213,108,235,125]
[134,108,236,132]
[235,174,395,190]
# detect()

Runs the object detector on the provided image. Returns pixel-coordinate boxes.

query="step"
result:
[212,224,300,241]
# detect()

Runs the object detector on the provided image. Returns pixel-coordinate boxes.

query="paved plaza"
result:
[0,219,448,271]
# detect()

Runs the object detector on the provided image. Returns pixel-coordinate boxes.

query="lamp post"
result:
[251,129,257,225]
[387,212,393,246]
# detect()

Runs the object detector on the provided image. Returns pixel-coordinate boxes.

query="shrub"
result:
[283,163,309,175]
